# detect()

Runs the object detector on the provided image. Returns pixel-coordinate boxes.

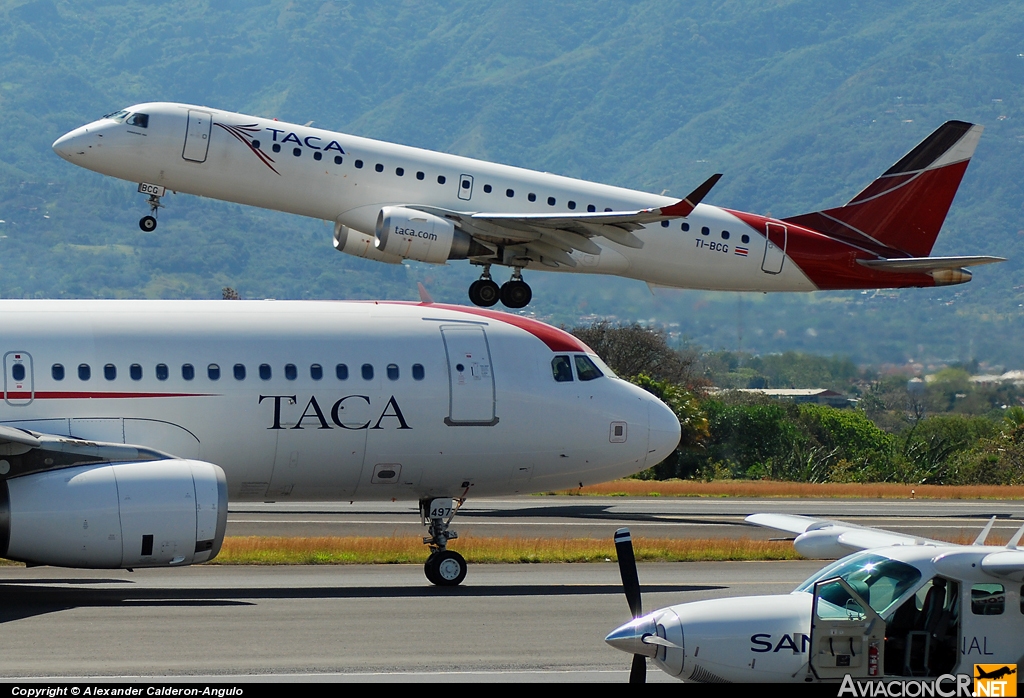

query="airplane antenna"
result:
[303,120,314,127]
[1006,522,1024,550]
[973,516,997,545]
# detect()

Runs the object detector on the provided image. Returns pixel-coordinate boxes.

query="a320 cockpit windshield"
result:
[796,552,923,618]
[102,109,130,122]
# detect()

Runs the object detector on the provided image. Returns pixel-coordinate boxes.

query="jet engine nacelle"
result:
[333,221,404,265]
[375,206,471,264]
[0,459,228,569]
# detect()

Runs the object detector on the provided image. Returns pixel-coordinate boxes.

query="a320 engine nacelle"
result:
[374,206,475,264]
[0,459,228,569]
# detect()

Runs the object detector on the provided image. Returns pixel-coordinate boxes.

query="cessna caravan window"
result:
[259,364,271,380]
[51,364,64,381]
[78,364,90,381]
[797,552,922,619]
[574,355,604,381]
[362,364,374,380]
[125,113,149,128]
[412,364,425,380]
[130,364,143,381]
[387,364,399,380]
[233,364,246,380]
[285,364,297,381]
[208,364,220,381]
[336,363,349,380]
[971,584,1005,615]
[552,355,573,382]
[182,363,194,380]
[102,109,129,122]
[310,364,323,380]
[156,364,169,381]
[104,364,116,381]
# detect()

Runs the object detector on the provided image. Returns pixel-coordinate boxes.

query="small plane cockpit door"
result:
[809,576,887,680]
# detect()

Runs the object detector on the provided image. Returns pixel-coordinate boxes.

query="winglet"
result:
[417,282,434,304]
[974,516,997,545]
[658,173,723,218]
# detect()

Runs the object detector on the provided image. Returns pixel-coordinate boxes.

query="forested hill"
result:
[0,0,1022,364]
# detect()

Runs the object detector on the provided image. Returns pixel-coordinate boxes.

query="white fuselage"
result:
[52,102,816,292]
[0,300,679,502]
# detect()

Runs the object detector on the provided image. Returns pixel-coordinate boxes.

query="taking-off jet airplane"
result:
[53,104,1003,309]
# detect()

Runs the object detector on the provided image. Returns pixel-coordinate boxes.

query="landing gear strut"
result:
[138,189,164,232]
[420,496,467,586]
[468,265,500,308]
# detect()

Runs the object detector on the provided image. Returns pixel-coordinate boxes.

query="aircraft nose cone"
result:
[605,615,659,658]
[646,398,681,467]
[52,127,90,160]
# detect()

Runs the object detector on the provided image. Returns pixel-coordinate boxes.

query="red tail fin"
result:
[784,121,982,257]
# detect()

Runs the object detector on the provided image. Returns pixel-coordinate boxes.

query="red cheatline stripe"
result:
[5,392,216,399]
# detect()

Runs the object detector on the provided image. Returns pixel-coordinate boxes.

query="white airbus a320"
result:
[0,299,679,585]
[53,104,1002,308]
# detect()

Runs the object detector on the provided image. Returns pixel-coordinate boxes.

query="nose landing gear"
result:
[137,183,166,232]
[421,497,467,586]
[467,266,533,309]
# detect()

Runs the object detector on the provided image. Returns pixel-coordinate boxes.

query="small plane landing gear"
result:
[420,497,467,586]
[468,266,500,308]
[499,269,532,309]
[137,183,166,232]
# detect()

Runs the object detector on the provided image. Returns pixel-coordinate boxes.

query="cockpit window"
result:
[551,355,573,382]
[126,113,149,128]
[575,355,604,381]
[588,353,617,379]
[797,552,922,618]
[102,109,129,122]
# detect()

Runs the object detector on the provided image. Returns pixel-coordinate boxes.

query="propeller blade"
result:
[614,527,642,618]
[629,653,647,684]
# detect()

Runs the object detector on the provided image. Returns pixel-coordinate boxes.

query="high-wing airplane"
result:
[52,104,1003,309]
[606,516,1024,684]
[0,299,680,586]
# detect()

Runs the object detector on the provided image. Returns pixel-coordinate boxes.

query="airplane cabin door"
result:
[182,110,212,163]
[3,352,33,406]
[761,222,787,274]
[808,576,886,680]
[441,325,497,426]
[458,174,474,201]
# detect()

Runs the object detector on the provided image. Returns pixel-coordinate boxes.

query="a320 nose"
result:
[52,127,87,161]
[646,398,681,468]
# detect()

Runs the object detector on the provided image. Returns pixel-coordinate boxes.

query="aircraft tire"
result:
[469,279,500,307]
[500,280,532,309]
[423,553,441,585]
[139,216,157,232]
[426,550,467,587]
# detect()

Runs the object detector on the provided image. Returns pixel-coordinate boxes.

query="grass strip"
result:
[209,535,804,565]
[548,480,1024,499]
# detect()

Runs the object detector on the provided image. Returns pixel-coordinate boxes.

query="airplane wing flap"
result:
[857,256,1006,272]
[745,513,834,535]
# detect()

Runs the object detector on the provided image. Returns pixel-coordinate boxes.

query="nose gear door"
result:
[3,351,33,406]
[182,110,212,163]
[440,325,497,426]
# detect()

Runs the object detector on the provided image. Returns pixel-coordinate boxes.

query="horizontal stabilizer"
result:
[857,255,1006,272]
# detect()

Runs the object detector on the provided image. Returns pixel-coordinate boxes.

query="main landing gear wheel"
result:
[468,278,500,307]
[139,215,157,232]
[425,550,467,587]
[500,280,532,309]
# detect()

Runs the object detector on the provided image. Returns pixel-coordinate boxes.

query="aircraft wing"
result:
[746,513,943,559]
[0,423,171,479]
[409,174,721,268]
[857,256,1006,273]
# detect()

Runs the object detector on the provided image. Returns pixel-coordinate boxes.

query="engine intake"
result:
[0,459,228,569]
[375,206,473,264]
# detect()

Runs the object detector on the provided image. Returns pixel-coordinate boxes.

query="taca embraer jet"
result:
[0,299,680,585]
[52,104,1003,309]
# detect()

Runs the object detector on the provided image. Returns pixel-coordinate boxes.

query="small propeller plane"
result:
[606,515,1024,684]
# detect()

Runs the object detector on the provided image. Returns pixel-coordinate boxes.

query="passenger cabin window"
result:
[437,175,446,184]
[156,364,168,381]
[234,364,246,380]
[375,163,384,172]
[310,364,323,380]
[126,113,149,128]
[396,167,404,176]
[387,364,399,380]
[12,364,25,381]
[182,364,194,381]
[259,364,271,380]
[130,364,143,381]
[208,364,220,381]
[334,156,342,165]
[587,205,596,212]
[285,364,297,381]
[313,151,322,161]
[568,201,576,210]
[272,144,281,153]
[528,193,536,202]
[574,355,604,381]
[551,355,573,382]
[506,189,514,197]
[78,364,90,381]
[104,364,116,381]
[336,363,349,380]
[483,184,492,193]
[362,364,374,380]
[682,223,690,231]
[52,364,64,381]
[355,160,363,168]
[412,364,425,381]
[547,196,556,206]
[416,171,425,180]
[972,584,1005,615]
[293,148,301,157]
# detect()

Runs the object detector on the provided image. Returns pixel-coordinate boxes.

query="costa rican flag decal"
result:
[734,246,749,257]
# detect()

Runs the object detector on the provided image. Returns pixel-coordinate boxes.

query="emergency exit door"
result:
[4,351,33,406]
[182,110,212,163]
[441,325,497,425]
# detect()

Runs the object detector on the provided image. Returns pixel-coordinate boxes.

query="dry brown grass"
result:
[553,479,1024,499]
[210,535,802,564]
